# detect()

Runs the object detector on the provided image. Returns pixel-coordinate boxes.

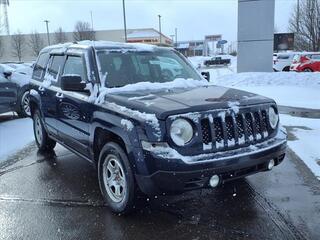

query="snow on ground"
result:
[191,56,320,109]
[280,114,320,180]
[214,72,320,109]
[0,114,34,163]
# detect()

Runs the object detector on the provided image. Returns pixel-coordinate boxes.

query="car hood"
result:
[103,85,273,120]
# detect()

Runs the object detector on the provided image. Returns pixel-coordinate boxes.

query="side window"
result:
[32,53,50,81]
[63,56,86,81]
[47,55,65,81]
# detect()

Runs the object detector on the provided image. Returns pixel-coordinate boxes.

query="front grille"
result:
[201,108,272,151]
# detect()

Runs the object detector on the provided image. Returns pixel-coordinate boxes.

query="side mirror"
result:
[201,71,210,82]
[61,75,86,92]
[3,70,12,79]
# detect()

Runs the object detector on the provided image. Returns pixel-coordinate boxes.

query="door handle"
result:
[38,86,45,92]
[56,92,64,99]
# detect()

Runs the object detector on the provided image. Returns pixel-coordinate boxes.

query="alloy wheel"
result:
[102,155,127,203]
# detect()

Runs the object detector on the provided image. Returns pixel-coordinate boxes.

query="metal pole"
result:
[175,28,177,47]
[122,0,127,42]
[158,15,162,44]
[90,11,94,30]
[170,34,175,46]
[44,20,50,45]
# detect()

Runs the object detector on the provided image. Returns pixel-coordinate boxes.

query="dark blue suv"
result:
[29,41,287,214]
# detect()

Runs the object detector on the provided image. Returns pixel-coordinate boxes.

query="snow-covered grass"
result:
[280,114,320,180]
[0,114,34,163]
[215,72,320,109]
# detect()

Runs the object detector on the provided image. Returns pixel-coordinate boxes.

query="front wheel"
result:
[33,110,56,151]
[98,142,136,214]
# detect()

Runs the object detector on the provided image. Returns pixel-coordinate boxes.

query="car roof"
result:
[40,40,171,55]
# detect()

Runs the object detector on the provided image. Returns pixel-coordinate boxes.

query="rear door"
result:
[31,52,65,136]
[0,75,17,114]
[55,53,92,157]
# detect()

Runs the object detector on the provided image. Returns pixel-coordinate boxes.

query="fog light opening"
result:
[209,175,220,188]
[268,159,275,170]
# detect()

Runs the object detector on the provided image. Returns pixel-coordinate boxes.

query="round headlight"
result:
[269,107,279,129]
[170,118,194,146]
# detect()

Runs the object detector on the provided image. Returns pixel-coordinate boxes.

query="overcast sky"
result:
[6,0,296,42]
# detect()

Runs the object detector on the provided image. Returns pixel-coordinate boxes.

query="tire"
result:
[98,142,137,214]
[303,68,313,72]
[282,66,290,72]
[33,109,56,151]
[17,90,31,118]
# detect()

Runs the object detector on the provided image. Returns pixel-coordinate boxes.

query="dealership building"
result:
[0,28,173,62]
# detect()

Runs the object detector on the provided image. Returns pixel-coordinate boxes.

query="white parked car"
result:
[273,52,297,72]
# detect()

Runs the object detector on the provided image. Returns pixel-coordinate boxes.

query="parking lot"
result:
[0,114,319,240]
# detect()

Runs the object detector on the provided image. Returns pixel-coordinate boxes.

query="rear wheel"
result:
[33,109,56,151]
[98,142,137,214]
[303,68,313,72]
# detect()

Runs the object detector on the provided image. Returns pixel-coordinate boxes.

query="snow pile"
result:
[280,114,320,180]
[121,119,134,131]
[214,72,320,109]
[0,116,34,162]
[105,102,161,139]
[215,72,320,88]
[227,101,240,114]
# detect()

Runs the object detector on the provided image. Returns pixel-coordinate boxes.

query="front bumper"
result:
[135,129,287,195]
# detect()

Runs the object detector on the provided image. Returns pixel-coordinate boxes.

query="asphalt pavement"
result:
[0,134,319,240]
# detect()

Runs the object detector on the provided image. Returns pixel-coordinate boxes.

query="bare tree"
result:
[73,21,95,41]
[54,27,68,44]
[29,31,44,57]
[289,0,320,51]
[0,25,3,58]
[0,37,3,59]
[11,30,25,62]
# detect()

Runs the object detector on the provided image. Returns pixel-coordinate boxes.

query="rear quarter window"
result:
[32,53,50,81]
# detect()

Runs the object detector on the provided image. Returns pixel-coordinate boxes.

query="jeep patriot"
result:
[29,41,287,213]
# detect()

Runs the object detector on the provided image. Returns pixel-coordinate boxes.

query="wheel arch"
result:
[91,121,139,167]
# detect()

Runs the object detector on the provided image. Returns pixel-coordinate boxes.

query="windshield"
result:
[96,49,201,88]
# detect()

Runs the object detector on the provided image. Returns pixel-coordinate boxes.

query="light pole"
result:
[175,28,177,47]
[44,20,50,45]
[170,34,175,46]
[158,15,162,44]
[122,0,127,42]
[90,11,94,30]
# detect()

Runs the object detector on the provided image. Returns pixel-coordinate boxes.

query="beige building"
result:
[0,28,173,62]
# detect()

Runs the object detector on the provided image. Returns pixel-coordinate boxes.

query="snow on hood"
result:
[95,78,208,104]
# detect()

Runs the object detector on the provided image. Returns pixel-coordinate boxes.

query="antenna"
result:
[0,0,10,35]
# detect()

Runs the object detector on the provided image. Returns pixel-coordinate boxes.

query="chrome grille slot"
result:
[214,118,224,148]
[201,119,211,145]
[244,113,254,142]
[225,116,235,146]
[236,114,245,144]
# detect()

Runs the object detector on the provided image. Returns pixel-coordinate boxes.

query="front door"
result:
[0,75,17,114]
[56,54,92,157]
